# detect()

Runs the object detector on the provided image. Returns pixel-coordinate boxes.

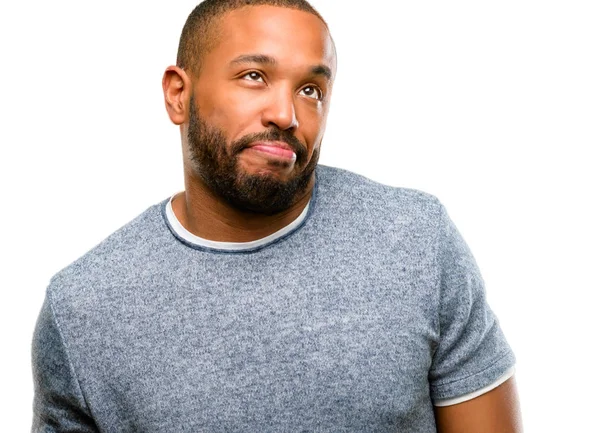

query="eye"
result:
[242,71,265,83]
[300,85,323,101]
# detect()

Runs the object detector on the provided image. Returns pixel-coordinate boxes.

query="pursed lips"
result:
[247,140,297,160]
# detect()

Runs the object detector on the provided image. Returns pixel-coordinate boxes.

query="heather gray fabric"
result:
[32,165,515,432]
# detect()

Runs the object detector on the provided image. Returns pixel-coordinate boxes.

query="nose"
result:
[261,87,299,132]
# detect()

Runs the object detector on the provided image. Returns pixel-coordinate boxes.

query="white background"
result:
[1,0,598,430]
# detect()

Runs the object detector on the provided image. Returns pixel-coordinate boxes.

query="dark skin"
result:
[163,6,336,242]
[162,5,523,431]
[435,378,523,432]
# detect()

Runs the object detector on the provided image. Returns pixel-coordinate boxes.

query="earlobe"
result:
[162,65,191,125]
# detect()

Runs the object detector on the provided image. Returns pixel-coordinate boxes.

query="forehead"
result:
[207,5,336,74]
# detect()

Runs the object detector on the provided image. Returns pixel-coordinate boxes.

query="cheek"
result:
[196,79,261,132]
[212,89,264,140]
[303,110,328,152]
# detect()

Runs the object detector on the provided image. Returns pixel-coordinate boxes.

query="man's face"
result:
[185,5,336,214]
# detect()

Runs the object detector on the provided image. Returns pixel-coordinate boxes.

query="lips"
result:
[247,140,297,160]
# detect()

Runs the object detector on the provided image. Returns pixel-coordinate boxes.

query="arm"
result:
[32,296,98,432]
[430,203,520,432]
[434,376,523,433]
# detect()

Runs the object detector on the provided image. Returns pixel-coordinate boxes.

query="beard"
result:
[186,94,319,215]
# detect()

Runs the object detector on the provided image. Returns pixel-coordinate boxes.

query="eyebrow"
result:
[230,54,333,82]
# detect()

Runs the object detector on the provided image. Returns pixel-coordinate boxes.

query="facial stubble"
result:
[187,94,319,215]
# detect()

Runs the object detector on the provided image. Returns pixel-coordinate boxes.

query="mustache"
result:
[230,129,308,162]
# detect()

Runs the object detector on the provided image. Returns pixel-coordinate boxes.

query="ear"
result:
[162,66,191,125]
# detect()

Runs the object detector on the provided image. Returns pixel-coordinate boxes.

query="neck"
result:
[172,172,315,243]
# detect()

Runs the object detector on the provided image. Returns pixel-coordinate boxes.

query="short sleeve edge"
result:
[432,365,515,407]
[430,350,516,401]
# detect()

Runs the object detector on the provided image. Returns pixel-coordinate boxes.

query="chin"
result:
[238,161,297,182]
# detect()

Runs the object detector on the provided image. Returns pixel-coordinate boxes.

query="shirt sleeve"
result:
[428,204,516,404]
[31,294,98,432]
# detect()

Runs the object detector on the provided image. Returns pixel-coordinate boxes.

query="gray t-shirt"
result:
[32,165,515,432]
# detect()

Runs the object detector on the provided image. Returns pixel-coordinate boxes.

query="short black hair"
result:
[176,0,328,78]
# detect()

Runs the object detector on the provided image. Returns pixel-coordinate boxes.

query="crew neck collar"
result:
[163,193,312,253]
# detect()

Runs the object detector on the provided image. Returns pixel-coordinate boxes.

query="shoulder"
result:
[315,164,444,232]
[46,199,170,307]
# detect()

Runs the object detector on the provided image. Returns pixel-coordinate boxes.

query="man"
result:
[32,0,522,431]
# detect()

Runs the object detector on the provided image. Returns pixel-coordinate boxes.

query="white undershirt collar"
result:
[164,193,310,252]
